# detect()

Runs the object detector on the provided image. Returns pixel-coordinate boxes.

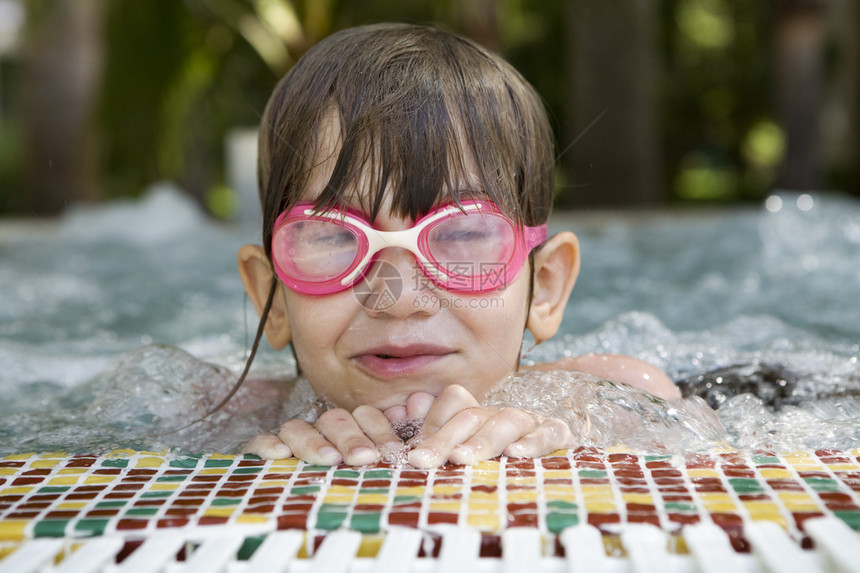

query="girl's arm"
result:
[524,353,681,400]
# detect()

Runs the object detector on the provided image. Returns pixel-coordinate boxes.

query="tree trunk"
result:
[22,0,103,214]
[772,0,827,191]
[563,0,662,207]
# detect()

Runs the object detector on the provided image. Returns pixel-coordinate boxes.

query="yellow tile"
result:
[395,487,426,497]
[467,502,499,512]
[699,492,732,503]
[327,486,356,495]
[506,491,539,502]
[759,469,792,479]
[778,492,813,504]
[702,502,739,513]
[585,502,618,513]
[429,502,462,513]
[621,493,654,505]
[467,492,498,502]
[356,537,383,558]
[467,513,499,529]
[544,486,576,496]
[199,469,228,475]
[0,487,33,495]
[270,458,299,467]
[356,494,389,505]
[0,520,28,541]
[323,495,353,504]
[56,502,88,510]
[48,476,80,486]
[687,468,719,478]
[432,486,461,496]
[748,514,786,528]
[106,449,138,458]
[208,453,236,460]
[543,470,572,479]
[829,464,860,471]
[57,468,87,475]
[4,454,34,461]
[84,475,117,485]
[235,515,269,525]
[135,457,166,469]
[204,508,235,517]
[581,485,614,496]
[257,480,290,488]
[30,460,61,469]
[0,468,17,476]
[546,449,569,457]
[474,461,500,471]
[149,483,180,491]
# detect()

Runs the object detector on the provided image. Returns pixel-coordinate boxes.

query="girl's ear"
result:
[237,244,292,350]
[526,231,580,344]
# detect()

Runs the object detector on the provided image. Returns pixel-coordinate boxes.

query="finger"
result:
[503,418,575,458]
[408,408,489,468]
[277,418,342,466]
[353,405,403,448]
[416,385,480,437]
[383,404,407,423]
[398,391,434,421]
[315,408,380,466]
[449,408,538,465]
[241,433,292,460]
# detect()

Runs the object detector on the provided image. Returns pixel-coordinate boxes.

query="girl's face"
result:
[278,129,532,411]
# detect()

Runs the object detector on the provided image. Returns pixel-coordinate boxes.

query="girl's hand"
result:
[384,385,574,469]
[241,405,403,465]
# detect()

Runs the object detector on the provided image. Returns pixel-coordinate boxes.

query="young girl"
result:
[237,23,682,468]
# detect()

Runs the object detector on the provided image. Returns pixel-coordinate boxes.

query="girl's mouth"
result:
[352,344,455,378]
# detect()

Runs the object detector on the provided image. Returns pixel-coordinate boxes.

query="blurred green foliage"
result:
[1,0,855,215]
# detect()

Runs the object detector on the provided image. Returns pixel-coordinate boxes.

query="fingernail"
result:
[450,445,475,464]
[271,443,292,459]
[318,447,342,466]
[349,447,378,466]
[409,448,436,468]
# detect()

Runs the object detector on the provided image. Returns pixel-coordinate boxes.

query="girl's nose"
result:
[358,247,439,317]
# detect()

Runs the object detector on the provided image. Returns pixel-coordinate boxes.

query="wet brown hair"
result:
[258,22,556,260]
[188,24,557,426]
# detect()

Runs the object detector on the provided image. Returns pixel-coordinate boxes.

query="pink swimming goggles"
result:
[271,200,548,295]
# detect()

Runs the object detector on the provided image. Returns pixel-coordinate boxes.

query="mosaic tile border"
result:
[1,448,859,552]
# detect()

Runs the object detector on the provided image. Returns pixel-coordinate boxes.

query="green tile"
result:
[350,512,382,533]
[74,519,108,536]
[156,475,188,482]
[546,512,579,533]
[393,495,421,504]
[141,490,173,498]
[211,497,241,506]
[290,486,320,495]
[303,465,333,472]
[95,500,127,508]
[359,488,389,495]
[234,467,263,474]
[316,510,347,530]
[334,470,361,478]
[578,470,607,478]
[34,520,68,537]
[834,510,860,530]
[169,456,201,468]
[728,478,764,493]
[364,470,394,479]
[125,507,159,516]
[36,486,70,494]
[242,453,262,460]
[238,536,265,560]
[204,459,234,468]
[804,477,840,492]
[101,459,129,468]
[644,455,672,462]
[753,455,781,465]
[664,502,697,512]
[546,500,577,511]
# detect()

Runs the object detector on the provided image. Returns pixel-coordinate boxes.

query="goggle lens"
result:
[271,200,546,295]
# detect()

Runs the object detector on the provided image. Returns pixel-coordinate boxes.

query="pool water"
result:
[1,185,858,455]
